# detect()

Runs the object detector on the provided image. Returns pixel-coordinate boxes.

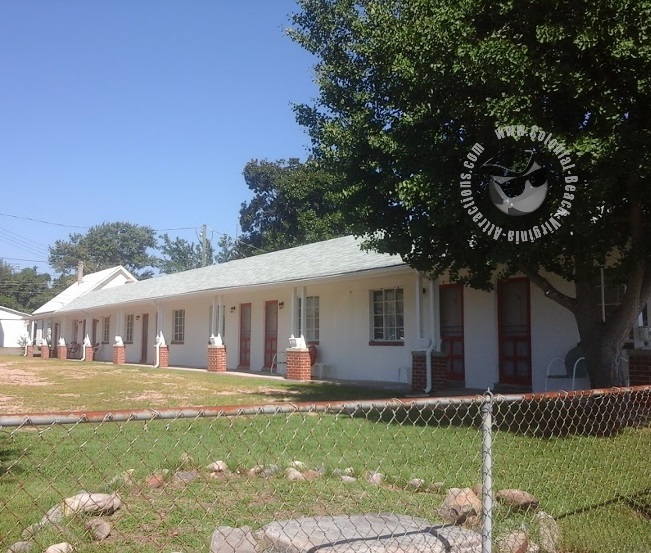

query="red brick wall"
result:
[57,345,68,361]
[208,345,227,372]
[41,346,50,360]
[26,345,33,358]
[84,345,94,363]
[411,351,448,394]
[113,345,126,365]
[158,345,169,368]
[629,350,651,386]
[286,348,312,381]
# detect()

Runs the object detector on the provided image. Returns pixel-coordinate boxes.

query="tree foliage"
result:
[238,158,348,255]
[290,0,651,386]
[157,233,215,274]
[49,222,158,279]
[0,261,54,312]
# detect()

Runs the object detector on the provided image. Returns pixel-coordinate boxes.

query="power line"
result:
[0,211,89,229]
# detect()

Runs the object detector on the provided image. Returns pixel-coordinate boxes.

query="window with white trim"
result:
[173,309,185,343]
[371,288,404,342]
[102,317,110,344]
[125,314,134,344]
[298,296,320,342]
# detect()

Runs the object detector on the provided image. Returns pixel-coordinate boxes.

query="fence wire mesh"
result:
[0,387,649,553]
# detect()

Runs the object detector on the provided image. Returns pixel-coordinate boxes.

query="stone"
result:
[44,544,74,553]
[174,471,199,484]
[333,467,355,477]
[290,460,307,470]
[439,488,482,525]
[108,469,135,487]
[497,530,529,553]
[534,511,560,552]
[207,460,229,473]
[285,468,306,481]
[263,464,281,478]
[146,473,165,488]
[255,514,481,552]
[85,517,112,541]
[340,475,357,483]
[366,471,384,486]
[62,492,121,516]
[303,469,322,482]
[209,525,258,553]
[247,465,264,476]
[408,478,425,489]
[496,489,539,511]
[6,541,32,553]
[429,482,446,492]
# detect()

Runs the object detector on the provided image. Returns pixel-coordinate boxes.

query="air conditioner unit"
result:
[313,363,335,379]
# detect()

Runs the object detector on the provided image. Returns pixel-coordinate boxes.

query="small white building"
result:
[0,306,30,348]
[29,236,650,392]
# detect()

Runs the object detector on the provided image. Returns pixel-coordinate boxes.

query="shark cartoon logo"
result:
[482,150,548,216]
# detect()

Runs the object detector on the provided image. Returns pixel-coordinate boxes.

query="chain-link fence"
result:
[1,386,650,553]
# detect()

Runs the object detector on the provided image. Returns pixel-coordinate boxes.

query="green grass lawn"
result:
[0,356,650,552]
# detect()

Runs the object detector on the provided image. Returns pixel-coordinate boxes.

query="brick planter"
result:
[208,345,227,372]
[411,351,448,394]
[629,350,651,386]
[26,345,33,358]
[286,348,312,381]
[84,345,94,362]
[157,345,169,368]
[41,346,50,360]
[57,345,68,361]
[113,345,126,365]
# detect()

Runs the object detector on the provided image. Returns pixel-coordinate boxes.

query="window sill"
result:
[369,340,404,347]
[171,341,184,345]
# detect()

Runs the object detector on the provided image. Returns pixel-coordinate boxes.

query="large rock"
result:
[43,544,74,553]
[534,511,560,552]
[255,514,481,552]
[85,517,112,541]
[7,541,32,553]
[62,492,121,516]
[210,526,258,553]
[439,487,483,525]
[497,530,529,553]
[496,489,539,511]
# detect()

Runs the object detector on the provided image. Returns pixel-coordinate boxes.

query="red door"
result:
[239,303,251,368]
[264,301,278,369]
[440,284,465,381]
[498,278,532,385]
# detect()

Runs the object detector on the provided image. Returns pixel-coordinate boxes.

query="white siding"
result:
[0,308,29,347]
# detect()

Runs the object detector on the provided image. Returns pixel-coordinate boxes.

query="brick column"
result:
[285,348,312,381]
[411,351,448,394]
[629,350,651,386]
[113,345,126,365]
[41,345,50,359]
[26,345,33,358]
[157,345,169,368]
[84,345,94,362]
[208,345,227,372]
[57,344,68,361]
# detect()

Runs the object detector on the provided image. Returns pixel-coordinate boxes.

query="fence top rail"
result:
[0,385,649,428]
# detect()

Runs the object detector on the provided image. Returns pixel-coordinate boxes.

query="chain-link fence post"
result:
[481,389,494,553]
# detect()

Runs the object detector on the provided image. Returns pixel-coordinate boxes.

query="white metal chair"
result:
[270,352,287,374]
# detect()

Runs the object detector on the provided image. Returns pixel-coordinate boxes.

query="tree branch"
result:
[523,269,577,315]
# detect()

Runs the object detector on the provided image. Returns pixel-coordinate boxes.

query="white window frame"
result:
[102,316,110,344]
[71,320,79,343]
[298,296,320,342]
[370,288,404,343]
[125,314,134,344]
[173,309,185,344]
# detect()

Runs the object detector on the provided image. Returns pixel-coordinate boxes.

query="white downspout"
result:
[80,334,91,361]
[154,331,166,368]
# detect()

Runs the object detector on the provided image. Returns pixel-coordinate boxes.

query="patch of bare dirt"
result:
[0,364,48,386]
[0,394,26,412]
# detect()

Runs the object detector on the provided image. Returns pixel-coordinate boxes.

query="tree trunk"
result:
[579,331,628,388]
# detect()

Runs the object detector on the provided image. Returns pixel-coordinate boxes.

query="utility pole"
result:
[200,224,208,267]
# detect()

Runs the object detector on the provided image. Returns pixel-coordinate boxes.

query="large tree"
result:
[0,261,54,312]
[290,0,651,387]
[156,233,215,274]
[49,222,157,279]
[238,158,348,255]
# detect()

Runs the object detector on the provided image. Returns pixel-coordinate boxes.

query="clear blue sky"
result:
[0,1,317,274]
